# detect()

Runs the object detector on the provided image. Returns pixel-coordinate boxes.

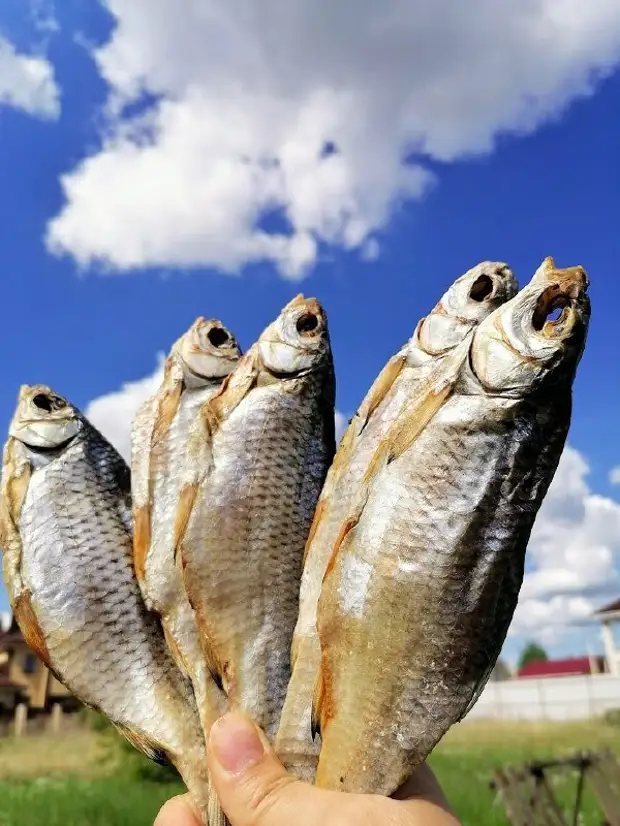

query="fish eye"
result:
[207,327,230,347]
[469,274,494,302]
[296,312,319,335]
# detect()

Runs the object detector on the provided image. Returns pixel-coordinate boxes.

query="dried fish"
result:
[312,258,590,795]
[276,262,518,781]
[176,295,335,748]
[131,318,241,735]
[0,386,211,822]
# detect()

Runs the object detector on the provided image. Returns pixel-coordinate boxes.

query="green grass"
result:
[0,719,618,824]
[0,776,183,826]
[429,718,620,826]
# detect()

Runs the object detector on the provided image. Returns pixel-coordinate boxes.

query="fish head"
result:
[258,294,331,375]
[9,385,82,452]
[414,262,518,359]
[174,317,242,382]
[470,258,590,394]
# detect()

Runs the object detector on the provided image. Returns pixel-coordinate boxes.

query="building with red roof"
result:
[517,656,606,679]
[0,617,78,714]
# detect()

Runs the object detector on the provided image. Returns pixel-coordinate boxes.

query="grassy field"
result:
[0,719,617,825]
[431,718,620,825]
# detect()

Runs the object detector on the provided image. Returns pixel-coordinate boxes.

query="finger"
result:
[207,711,345,826]
[154,794,201,826]
[394,766,460,825]
[393,763,449,805]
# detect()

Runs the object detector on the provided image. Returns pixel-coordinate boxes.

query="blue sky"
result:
[2,1,620,665]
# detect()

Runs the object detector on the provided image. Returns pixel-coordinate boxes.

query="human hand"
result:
[154,712,460,826]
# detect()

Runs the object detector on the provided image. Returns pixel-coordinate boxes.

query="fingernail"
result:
[210,712,265,775]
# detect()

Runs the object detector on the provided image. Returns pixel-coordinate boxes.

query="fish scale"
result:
[0,388,213,824]
[312,259,590,795]
[275,261,518,782]
[177,295,335,750]
[184,376,330,734]
[130,317,241,826]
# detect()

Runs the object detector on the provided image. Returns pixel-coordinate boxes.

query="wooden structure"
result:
[0,617,79,716]
[491,750,620,826]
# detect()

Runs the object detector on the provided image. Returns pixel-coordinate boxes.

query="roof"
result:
[0,631,26,648]
[595,597,620,616]
[517,656,603,679]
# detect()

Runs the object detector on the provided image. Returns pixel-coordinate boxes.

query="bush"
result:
[603,708,620,728]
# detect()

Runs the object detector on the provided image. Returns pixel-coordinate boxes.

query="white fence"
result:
[465,674,620,721]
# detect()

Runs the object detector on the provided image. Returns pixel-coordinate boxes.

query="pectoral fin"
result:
[162,622,191,681]
[311,653,335,742]
[311,668,323,740]
[151,375,183,448]
[206,351,258,435]
[372,380,453,472]
[0,446,31,598]
[173,482,199,565]
[113,722,170,766]
[13,591,52,671]
[133,504,151,586]
[357,353,407,435]
[322,514,358,584]
[200,636,226,695]
[362,343,466,482]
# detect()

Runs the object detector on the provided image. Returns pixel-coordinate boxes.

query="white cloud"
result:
[508,446,620,647]
[510,596,597,648]
[0,36,59,118]
[86,357,347,461]
[334,411,348,445]
[609,466,620,485]
[85,355,165,460]
[47,0,620,277]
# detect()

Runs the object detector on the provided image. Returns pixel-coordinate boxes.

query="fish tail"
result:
[208,785,230,826]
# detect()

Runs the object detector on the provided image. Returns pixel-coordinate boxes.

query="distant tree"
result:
[518,641,549,670]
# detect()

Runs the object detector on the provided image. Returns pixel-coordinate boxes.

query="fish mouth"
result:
[466,262,517,305]
[526,259,589,341]
[27,390,71,415]
[295,311,320,335]
[530,271,589,341]
[178,320,241,380]
[262,364,316,380]
[192,321,240,355]
[532,285,572,335]
[469,274,494,302]
[205,326,231,347]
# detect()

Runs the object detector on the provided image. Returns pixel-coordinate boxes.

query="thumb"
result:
[207,712,337,826]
